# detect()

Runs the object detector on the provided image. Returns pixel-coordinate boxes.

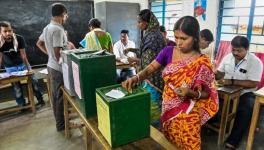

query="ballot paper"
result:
[105,89,126,99]
[10,70,28,76]
[39,69,48,75]
[168,82,196,114]
[120,58,129,64]
[0,73,11,78]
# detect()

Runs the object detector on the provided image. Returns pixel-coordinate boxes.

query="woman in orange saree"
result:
[161,53,218,149]
[122,16,218,150]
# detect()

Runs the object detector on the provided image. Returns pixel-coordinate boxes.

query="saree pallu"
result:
[84,28,102,51]
[161,55,218,150]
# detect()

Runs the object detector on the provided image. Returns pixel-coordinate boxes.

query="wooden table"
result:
[43,74,52,107]
[62,87,178,150]
[207,85,242,146]
[0,72,36,114]
[246,87,264,150]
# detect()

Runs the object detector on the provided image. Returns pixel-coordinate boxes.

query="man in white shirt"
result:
[215,36,263,149]
[113,30,138,82]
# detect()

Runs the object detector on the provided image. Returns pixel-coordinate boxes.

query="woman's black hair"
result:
[88,18,101,28]
[138,9,152,23]
[231,36,249,50]
[173,16,200,53]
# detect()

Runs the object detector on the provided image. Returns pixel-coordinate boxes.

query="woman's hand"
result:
[121,76,138,93]
[175,87,190,97]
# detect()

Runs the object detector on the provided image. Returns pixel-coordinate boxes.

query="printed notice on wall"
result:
[62,63,70,91]
[72,61,82,99]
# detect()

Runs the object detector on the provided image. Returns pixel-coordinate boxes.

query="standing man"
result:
[215,36,263,149]
[0,21,44,107]
[36,3,68,132]
[113,30,139,82]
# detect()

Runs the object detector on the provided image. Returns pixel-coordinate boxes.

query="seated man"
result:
[0,21,45,107]
[159,25,176,47]
[113,30,138,82]
[215,36,263,149]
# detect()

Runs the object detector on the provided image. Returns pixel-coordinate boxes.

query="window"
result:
[151,0,183,40]
[216,0,264,53]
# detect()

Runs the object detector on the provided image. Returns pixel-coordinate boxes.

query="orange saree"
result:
[161,55,218,150]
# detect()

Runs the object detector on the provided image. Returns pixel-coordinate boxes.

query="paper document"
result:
[10,70,28,76]
[62,63,70,90]
[0,73,11,78]
[105,89,125,99]
[39,69,48,75]
[186,100,196,114]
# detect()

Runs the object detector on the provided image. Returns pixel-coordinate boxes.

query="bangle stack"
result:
[135,74,140,83]
[196,90,202,99]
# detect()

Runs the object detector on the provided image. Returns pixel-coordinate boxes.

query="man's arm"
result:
[0,52,3,68]
[124,48,139,54]
[215,70,225,80]
[54,47,62,62]
[36,39,48,55]
[220,79,259,89]
[20,48,31,71]
[233,80,259,88]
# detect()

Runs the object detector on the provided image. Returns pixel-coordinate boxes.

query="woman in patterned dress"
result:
[126,9,166,90]
[122,16,218,150]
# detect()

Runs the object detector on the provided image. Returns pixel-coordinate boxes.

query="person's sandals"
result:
[225,143,236,150]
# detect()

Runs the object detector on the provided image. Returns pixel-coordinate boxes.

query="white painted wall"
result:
[181,0,219,58]
[94,0,148,10]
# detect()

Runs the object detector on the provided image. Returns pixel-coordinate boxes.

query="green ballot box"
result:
[96,84,150,147]
[70,50,116,117]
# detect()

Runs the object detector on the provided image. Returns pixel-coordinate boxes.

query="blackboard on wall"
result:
[0,0,94,66]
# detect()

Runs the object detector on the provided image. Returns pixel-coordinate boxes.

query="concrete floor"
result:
[0,94,84,150]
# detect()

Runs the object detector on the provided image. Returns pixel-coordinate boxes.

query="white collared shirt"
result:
[113,40,136,61]
[218,52,263,94]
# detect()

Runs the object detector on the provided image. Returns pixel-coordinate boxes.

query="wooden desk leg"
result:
[27,78,36,114]
[45,77,53,108]
[218,94,230,146]
[246,97,261,150]
[63,93,70,138]
[228,95,240,136]
[83,127,92,150]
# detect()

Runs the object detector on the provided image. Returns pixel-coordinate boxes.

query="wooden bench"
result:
[246,87,264,150]
[206,85,242,145]
[0,72,36,114]
[61,87,178,150]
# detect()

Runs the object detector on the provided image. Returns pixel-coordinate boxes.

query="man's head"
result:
[120,30,129,45]
[231,36,249,61]
[199,29,214,49]
[0,21,13,42]
[52,3,68,24]
[160,25,167,39]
